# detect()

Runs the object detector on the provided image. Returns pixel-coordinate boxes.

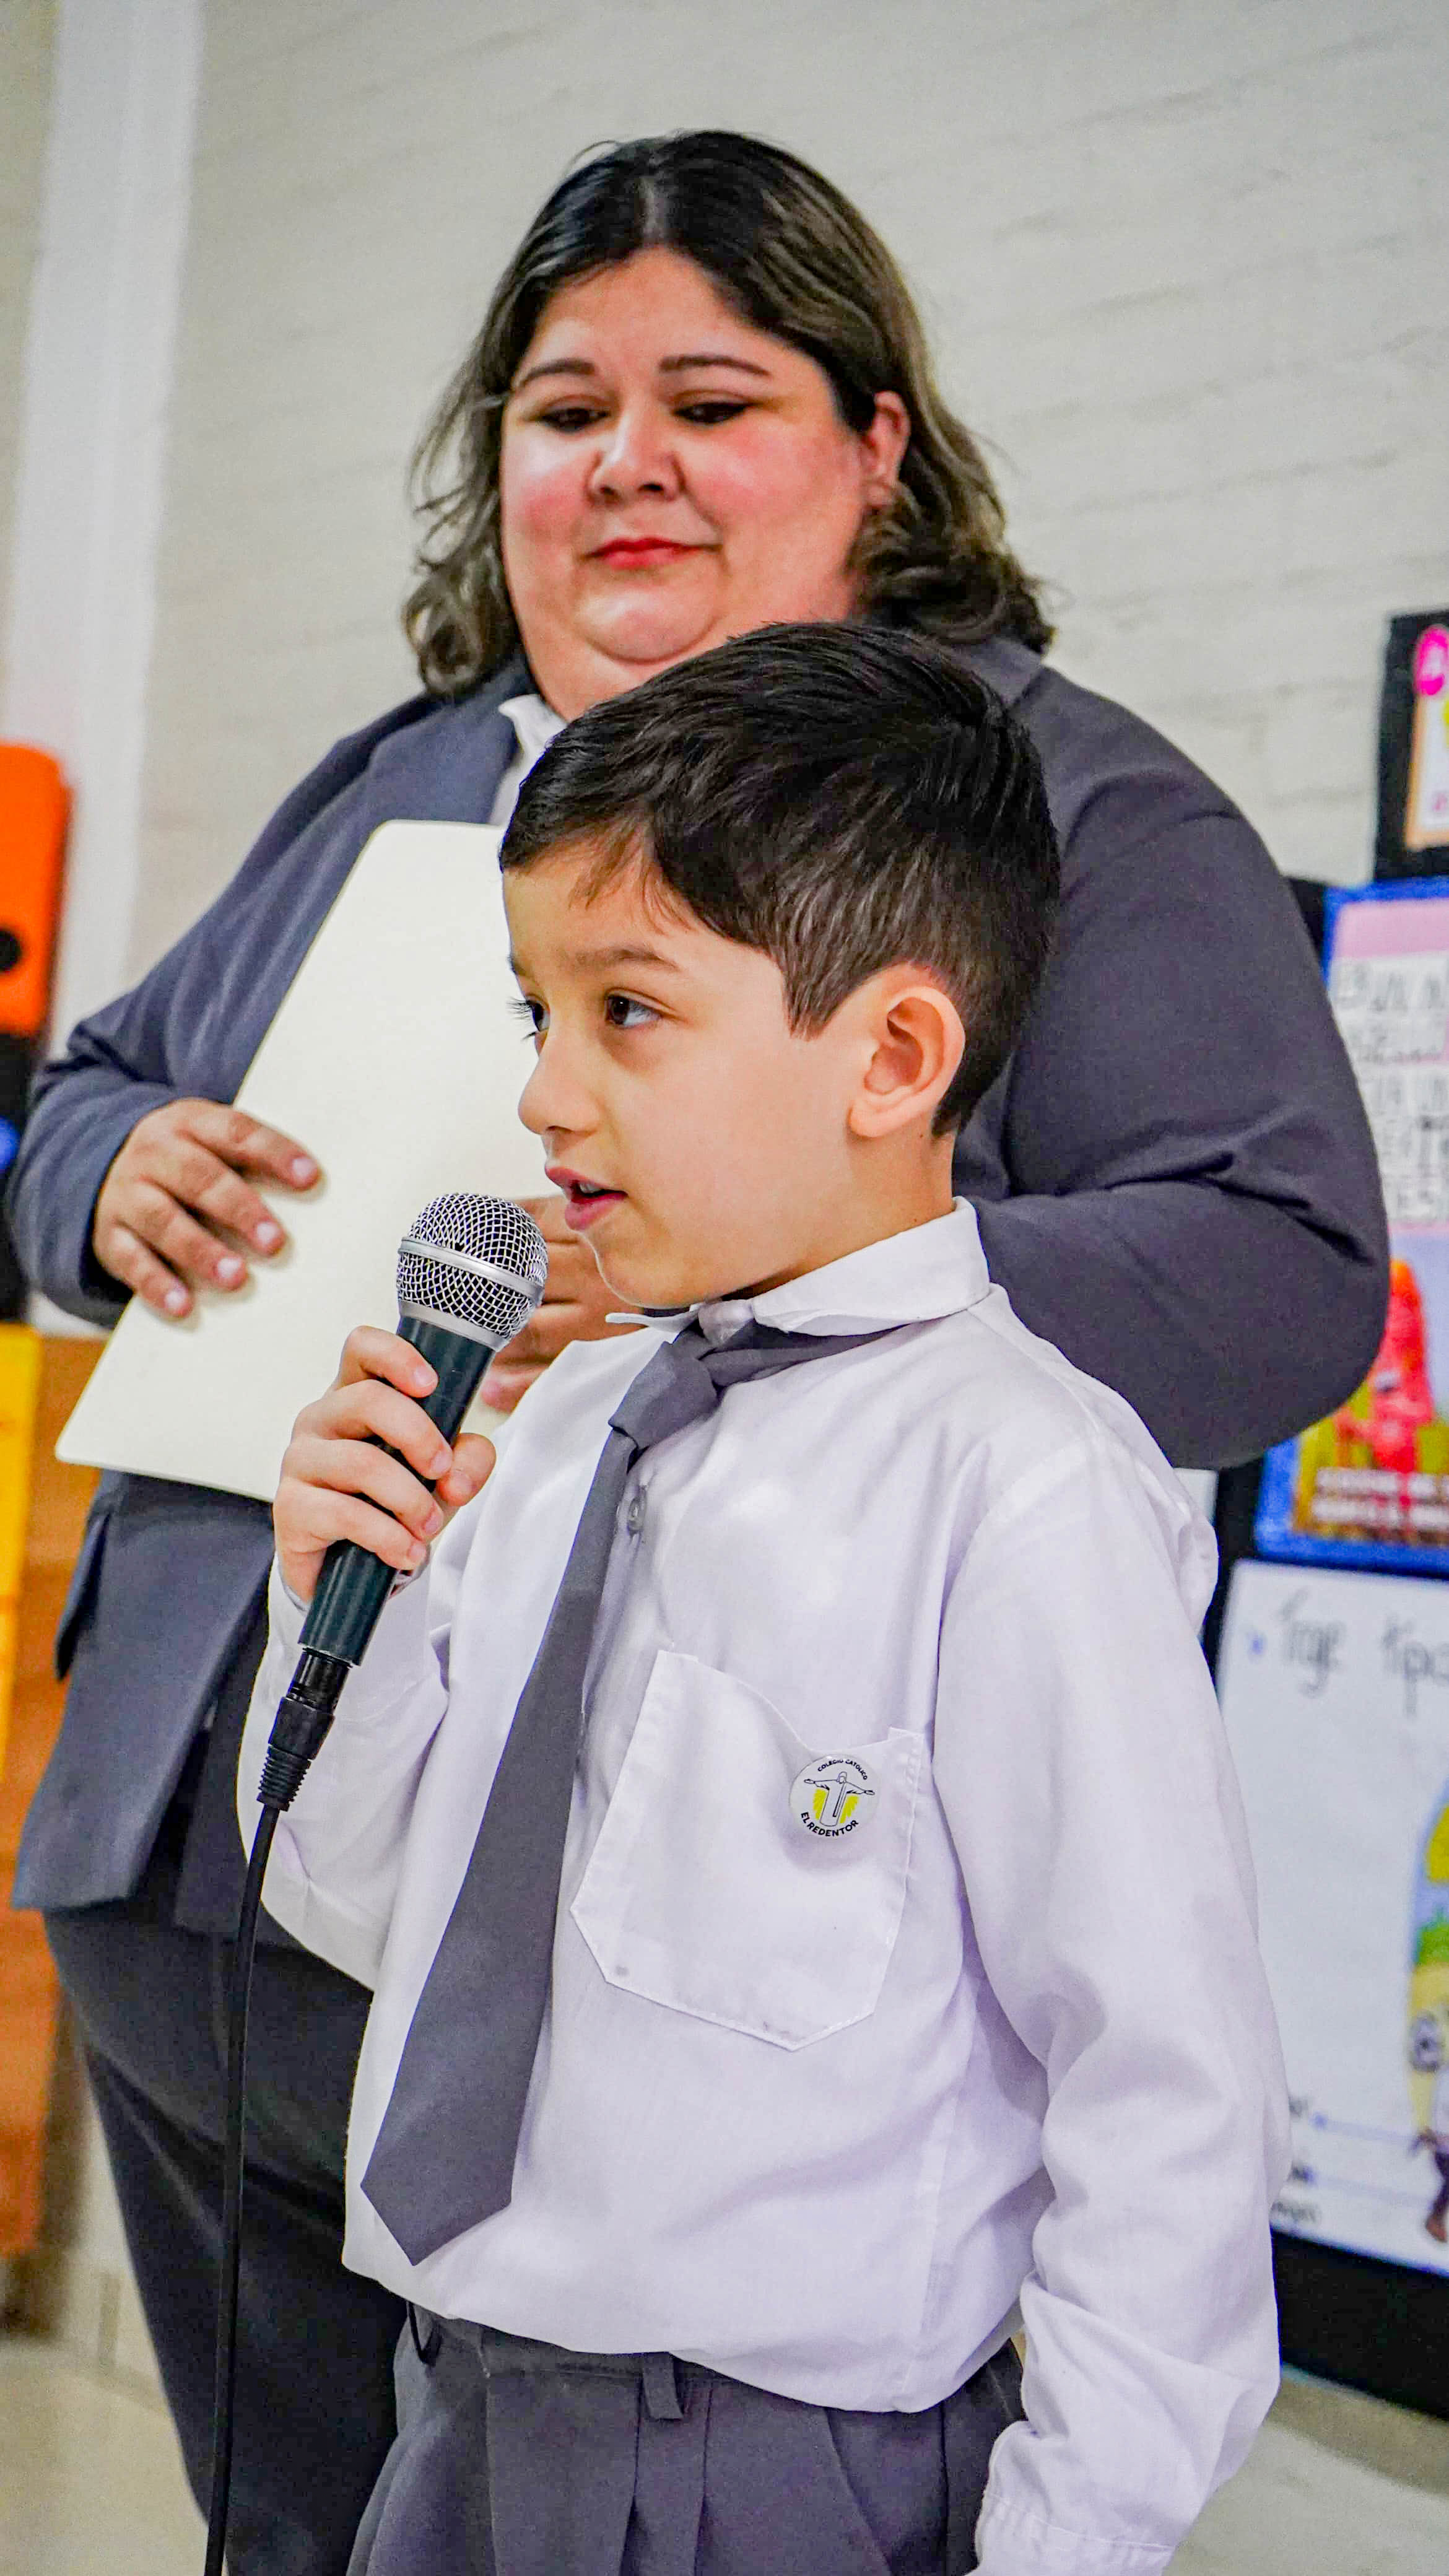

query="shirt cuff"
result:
[271,1557,309,1638]
[975,2503,1171,2576]
[268,1552,438,1739]
[278,1560,427,1621]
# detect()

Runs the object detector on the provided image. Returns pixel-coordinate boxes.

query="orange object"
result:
[0,1336,100,2256]
[0,743,70,1039]
[1334,1257,1435,1473]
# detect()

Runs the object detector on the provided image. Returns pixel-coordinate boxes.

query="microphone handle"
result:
[260,1313,500,1811]
[300,1312,496,1666]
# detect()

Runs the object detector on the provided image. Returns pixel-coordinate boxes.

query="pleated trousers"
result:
[350,2312,1023,2576]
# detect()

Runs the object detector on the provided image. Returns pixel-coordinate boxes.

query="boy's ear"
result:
[846,973,966,1141]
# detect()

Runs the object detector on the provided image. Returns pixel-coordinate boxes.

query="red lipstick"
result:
[593,537,692,565]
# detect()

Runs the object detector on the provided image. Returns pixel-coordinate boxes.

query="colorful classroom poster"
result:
[1256,879,1449,1572]
[1375,614,1449,874]
[1405,624,1449,858]
[1217,1558,1449,2275]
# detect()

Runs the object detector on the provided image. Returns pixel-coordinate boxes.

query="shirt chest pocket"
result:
[570,1649,921,2050]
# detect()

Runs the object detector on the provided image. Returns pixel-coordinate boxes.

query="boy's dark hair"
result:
[501,624,1060,1133]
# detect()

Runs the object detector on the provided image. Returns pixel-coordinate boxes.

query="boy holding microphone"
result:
[243,624,1287,2575]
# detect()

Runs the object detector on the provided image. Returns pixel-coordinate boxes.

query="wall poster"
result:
[1256,879,1449,1572]
[1217,1558,1449,2276]
[1376,614,1449,874]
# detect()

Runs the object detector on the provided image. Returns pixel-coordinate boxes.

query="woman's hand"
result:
[479,1193,633,1411]
[92,1098,321,1317]
[276,1327,497,1606]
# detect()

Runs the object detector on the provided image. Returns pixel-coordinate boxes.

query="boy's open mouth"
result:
[549,1167,627,1232]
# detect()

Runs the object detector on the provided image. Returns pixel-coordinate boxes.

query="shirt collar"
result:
[500,653,1040,760]
[500,692,565,768]
[620,1202,993,1344]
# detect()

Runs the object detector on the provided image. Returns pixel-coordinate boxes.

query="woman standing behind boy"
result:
[8,133,1383,2576]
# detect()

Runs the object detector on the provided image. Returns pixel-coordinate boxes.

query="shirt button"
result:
[626,1488,647,1537]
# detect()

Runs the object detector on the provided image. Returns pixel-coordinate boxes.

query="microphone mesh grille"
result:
[396,1193,549,1347]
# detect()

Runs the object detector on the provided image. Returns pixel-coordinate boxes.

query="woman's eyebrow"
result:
[657,352,772,377]
[511,357,599,393]
[512,350,775,394]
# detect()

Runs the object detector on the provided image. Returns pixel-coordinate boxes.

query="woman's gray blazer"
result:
[6,637,1388,1923]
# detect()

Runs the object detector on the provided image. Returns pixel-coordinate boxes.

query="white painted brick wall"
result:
[0,1,56,715]
[131,0,1449,973]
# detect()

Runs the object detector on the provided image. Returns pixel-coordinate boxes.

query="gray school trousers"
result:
[350,2313,1024,2576]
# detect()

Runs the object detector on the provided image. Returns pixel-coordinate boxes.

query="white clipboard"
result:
[56,822,548,1502]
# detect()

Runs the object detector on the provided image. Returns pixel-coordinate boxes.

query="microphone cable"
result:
[202,1786,283,2576]
[205,1642,359,2576]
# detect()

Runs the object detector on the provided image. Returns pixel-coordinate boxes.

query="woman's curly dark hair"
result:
[404,131,1052,698]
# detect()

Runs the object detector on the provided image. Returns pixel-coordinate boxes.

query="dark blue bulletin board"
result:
[1256,878,1449,1574]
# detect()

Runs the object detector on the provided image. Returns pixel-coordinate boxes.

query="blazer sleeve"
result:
[4,700,430,1328]
[966,750,1390,1470]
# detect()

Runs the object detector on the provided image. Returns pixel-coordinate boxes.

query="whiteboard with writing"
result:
[56,822,548,1502]
[1217,1557,1449,2276]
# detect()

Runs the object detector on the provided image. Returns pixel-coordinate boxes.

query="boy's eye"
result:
[509,994,548,1041]
[604,993,657,1031]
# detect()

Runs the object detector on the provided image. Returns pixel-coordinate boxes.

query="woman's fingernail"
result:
[406,1538,426,1565]
[163,1286,188,1315]
[423,1505,444,1534]
[290,1156,318,1185]
[430,1449,451,1478]
[217,1253,245,1285]
[255,1219,283,1251]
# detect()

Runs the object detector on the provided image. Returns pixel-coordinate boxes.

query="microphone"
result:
[257,1190,547,1812]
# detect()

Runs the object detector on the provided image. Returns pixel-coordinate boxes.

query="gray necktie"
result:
[361,1315,887,2263]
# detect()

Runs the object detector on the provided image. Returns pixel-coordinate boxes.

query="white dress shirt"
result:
[240,1203,1288,2576]
[490,692,565,829]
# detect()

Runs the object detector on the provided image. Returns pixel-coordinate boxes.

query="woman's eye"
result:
[604,993,657,1031]
[675,399,749,426]
[537,406,607,434]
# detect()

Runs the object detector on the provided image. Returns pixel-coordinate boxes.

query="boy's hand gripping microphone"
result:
[258,1191,548,1812]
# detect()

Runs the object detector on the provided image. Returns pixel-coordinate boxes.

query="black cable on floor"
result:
[199,1644,354,2569]
[202,1801,280,2576]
